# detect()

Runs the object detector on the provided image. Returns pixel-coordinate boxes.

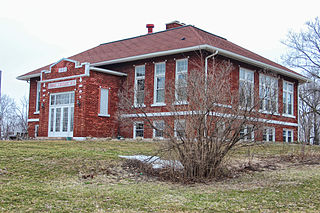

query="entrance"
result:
[48,92,75,137]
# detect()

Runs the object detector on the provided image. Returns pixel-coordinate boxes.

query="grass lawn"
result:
[1,140,320,212]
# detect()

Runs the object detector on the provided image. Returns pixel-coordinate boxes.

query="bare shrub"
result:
[118,52,277,181]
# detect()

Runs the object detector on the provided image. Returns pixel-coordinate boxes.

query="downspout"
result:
[204,50,219,137]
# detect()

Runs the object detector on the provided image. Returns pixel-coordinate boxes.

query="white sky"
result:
[0,0,319,101]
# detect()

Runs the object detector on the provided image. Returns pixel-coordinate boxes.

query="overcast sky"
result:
[0,0,319,101]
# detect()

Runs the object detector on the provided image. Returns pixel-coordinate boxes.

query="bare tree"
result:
[282,17,320,144]
[15,96,29,135]
[282,17,320,79]
[118,55,277,180]
[0,94,17,139]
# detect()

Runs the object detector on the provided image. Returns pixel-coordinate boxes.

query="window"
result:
[283,81,294,115]
[174,119,186,138]
[240,126,254,141]
[99,88,109,116]
[259,74,278,112]
[283,129,293,142]
[263,127,275,142]
[134,65,145,106]
[35,125,39,137]
[175,59,188,103]
[36,81,41,112]
[239,68,254,107]
[134,122,144,138]
[58,67,67,73]
[50,93,75,106]
[153,62,166,105]
[153,120,164,138]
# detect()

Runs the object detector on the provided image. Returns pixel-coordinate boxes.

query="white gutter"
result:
[91,44,308,83]
[17,73,41,81]
[18,44,308,82]
[205,45,309,83]
[89,66,127,76]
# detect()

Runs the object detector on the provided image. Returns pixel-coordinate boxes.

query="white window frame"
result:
[240,125,254,141]
[174,119,186,138]
[259,74,278,113]
[175,58,188,104]
[98,87,110,117]
[152,62,166,106]
[133,122,144,139]
[283,81,294,116]
[239,68,254,108]
[263,127,275,142]
[153,120,165,139]
[35,81,41,113]
[283,129,293,142]
[134,65,146,107]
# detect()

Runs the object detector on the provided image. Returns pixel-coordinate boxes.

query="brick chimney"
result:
[146,24,154,34]
[166,21,185,30]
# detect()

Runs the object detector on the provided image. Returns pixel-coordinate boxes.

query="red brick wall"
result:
[27,52,300,141]
[28,77,40,138]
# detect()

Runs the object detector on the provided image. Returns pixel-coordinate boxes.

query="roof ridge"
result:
[99,24,193,46]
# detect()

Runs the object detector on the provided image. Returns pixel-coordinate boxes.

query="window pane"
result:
[70,107,74,132]
[50,109,54,132]
[51,95,55,106]
[70,93,75,104]
[62,107,68,132]
[136,66,145,77]
[155,63,165,75]
[55,108,61,132]
[156,89,165,103]
[288,131,292,142]
[177,60,187,73]
[283,130,286,142]
[157,77,165,89]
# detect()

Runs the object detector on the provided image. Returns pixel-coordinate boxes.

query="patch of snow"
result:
[119,155,183,169]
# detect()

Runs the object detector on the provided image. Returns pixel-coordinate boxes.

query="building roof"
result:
[17,24,308,82]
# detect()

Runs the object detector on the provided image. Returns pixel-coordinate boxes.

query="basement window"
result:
[174,119,186,138]
[153,120,164,138]
[283,129,293,142]
[263,127,275,142]
[134,122,144,138]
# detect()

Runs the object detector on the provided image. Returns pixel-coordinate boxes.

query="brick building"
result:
[17,21,308,141]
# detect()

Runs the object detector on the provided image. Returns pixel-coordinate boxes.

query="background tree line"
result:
[282,17,320,145]
[0,94,28,140]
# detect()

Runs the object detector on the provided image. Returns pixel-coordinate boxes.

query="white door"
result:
[48,92,75,137]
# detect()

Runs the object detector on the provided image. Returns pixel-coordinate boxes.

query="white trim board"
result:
[28,118,39,122]
[121,111,298,127]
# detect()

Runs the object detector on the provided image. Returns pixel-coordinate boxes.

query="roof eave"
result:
[16,73,41,81]
[18,44,308,83]
[92,44,308,83]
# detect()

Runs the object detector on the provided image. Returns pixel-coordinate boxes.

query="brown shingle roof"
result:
[18,25,305,79]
